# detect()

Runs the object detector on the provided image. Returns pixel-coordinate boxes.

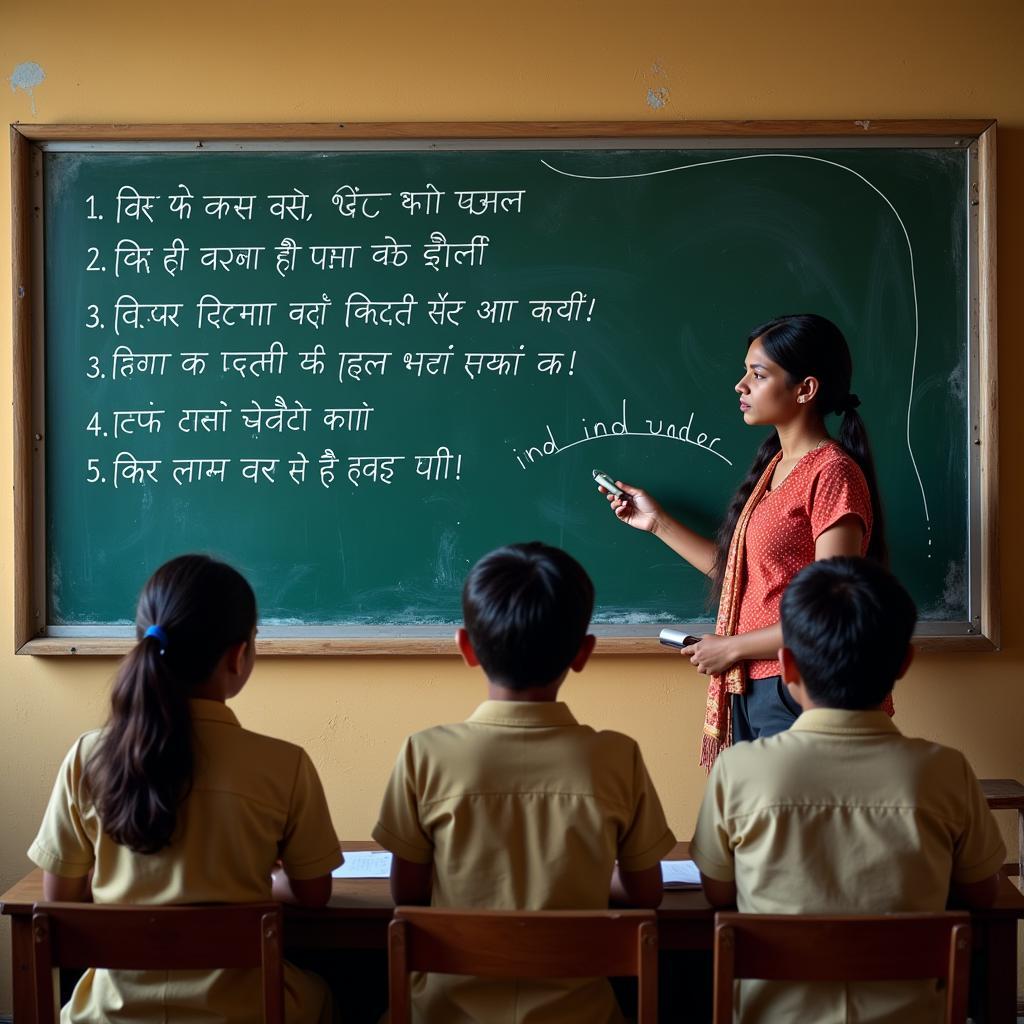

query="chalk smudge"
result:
[10,62,45,116]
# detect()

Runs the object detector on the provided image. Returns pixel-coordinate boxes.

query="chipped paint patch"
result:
[10,61,45,116]
[647,87,669,110]
[854,119,872,131]
[638,59,671,112]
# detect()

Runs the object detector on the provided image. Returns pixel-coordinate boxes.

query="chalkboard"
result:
[12,123,997,653]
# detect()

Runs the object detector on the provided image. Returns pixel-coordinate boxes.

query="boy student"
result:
[691,556,1005,1023]
[373,542,676,1024]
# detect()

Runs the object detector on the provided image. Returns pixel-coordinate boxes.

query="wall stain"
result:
[10,61,45,116]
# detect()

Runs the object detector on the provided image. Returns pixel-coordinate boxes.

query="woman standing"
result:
[603,314,887,768]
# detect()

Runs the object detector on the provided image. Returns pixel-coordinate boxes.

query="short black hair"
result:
[461,542,595,690]
[780,557,917,708]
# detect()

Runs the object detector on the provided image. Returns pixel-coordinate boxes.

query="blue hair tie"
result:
[143,624,169,651]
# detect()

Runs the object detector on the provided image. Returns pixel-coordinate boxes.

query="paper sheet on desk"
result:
[333,851,393,878]
[661,860,701,889]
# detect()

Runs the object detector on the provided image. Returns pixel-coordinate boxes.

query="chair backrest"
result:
[31,902,284,1024]
[712,912,971,1024]
[388,906,658,1024]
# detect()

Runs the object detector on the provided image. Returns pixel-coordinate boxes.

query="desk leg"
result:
[1018,810,1023,883]
[977,916,1017,1024]
[10,913,37,1022]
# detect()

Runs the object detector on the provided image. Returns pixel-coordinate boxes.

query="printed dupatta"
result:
[699,450,782,772]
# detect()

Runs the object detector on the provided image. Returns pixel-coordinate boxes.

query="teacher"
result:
[602,314,888,768]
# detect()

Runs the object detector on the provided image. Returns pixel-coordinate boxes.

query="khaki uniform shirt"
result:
[29,698,342,1024]
[691,708,1006,1024]
[373,700,676,1024]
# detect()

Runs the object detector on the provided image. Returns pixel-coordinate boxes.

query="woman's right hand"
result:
[599,481,664,533]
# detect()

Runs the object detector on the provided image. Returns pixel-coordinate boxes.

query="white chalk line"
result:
[541,153,929,523]
[551,429,733,466]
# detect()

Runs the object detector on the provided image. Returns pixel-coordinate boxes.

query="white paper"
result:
[332,850,393,879]
[660,859,701,888]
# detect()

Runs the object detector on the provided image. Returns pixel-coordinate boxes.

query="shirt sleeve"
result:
[808,457,873,544]
[616,743,677,872]
[689,756,736,882]
[371,736,434,865]
[279,749,343,880]
[951,756,1006,884]
[27,737,95,877]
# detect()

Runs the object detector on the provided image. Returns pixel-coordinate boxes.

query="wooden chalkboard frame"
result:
[10,120,998,656]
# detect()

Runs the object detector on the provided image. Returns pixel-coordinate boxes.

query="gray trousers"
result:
[731,675,802,742]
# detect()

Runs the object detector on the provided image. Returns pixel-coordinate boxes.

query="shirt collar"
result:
[189,698,241,727]
[467,700,579,728]
[790,707,900,736]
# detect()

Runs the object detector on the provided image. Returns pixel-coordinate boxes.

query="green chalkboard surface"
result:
[31,131,986,643]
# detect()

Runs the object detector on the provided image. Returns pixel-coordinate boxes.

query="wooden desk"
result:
[981,779,1024,878]
[4,843,1023,1023]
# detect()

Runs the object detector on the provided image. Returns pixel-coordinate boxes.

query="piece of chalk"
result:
[592,469,624,496]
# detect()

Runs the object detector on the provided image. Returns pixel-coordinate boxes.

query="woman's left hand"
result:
[681,634,739,675]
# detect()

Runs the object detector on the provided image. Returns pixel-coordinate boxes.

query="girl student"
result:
[602,314,888,768]
[28,555,342,1024]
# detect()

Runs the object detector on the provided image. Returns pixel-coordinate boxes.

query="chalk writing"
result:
[116,186,158,224]
[423,232,489,272]
[113,295,183,336]
[332,185,391,219]
[511,400,730,471]
[221,341,287,378]
[344,292,416,328]
[464,347,525,380]
[455,189,524,215]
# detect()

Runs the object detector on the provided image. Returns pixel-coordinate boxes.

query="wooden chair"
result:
[712,912,971,1024]
[388,906,658,1024]
[31,902,285,1024]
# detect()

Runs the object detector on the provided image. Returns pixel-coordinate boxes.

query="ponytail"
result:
[837,407,888,565]
[83,555,256,854]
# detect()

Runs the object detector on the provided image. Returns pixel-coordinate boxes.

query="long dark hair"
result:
[82,555,257,854]
[709,314,887,605]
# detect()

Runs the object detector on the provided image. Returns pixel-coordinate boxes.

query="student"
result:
[690,557,1005,1024]
[373,542,676,1024]
[601,314,887,767]
[28,555,342,1024]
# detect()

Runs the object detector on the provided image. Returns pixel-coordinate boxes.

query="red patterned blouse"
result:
[737,442,873,680]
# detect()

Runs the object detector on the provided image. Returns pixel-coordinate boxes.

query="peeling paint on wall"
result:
[647,87,669,110]
[637,59,671,112]
[10,61,45,115]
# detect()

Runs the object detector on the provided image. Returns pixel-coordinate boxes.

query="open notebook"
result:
[333,852,701,890]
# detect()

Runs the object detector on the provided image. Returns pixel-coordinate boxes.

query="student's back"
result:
[704,716,999,917]
[374,543,675,1024]
[703,716,999,918]
[691,558,1004,1024]
[384,708,665,912]
[29,556,342,1024]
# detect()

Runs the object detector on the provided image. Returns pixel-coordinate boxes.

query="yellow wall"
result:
[2,0,1023,1012]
